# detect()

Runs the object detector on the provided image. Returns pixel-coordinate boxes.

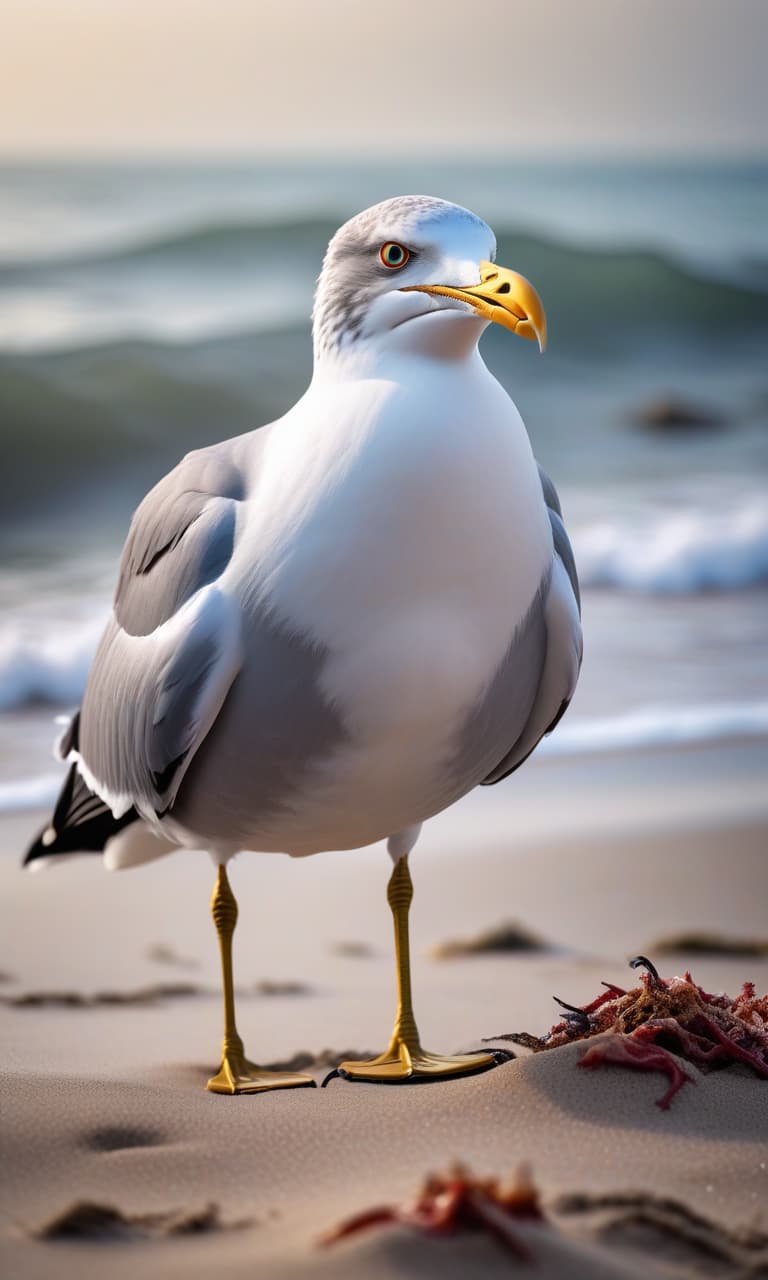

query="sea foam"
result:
[574,501,768,593]
[537,700,768,758]
[0,616,104,712]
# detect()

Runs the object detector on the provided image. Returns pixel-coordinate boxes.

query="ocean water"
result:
[0,157,766,815]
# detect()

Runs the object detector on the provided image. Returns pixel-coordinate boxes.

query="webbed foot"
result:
[336,1039,497,1083]
[207,1048,316,1094]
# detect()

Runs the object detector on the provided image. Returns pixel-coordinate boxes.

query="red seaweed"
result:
[491,959,768,1109]
[579,1033,694,1109]
[319,1163,544,1258]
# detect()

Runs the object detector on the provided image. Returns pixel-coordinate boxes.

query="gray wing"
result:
[482,463,582,785]
[115,449,244,635]
[72,444,246,821]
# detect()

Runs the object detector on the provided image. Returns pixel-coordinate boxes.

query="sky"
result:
[1,0,766,157]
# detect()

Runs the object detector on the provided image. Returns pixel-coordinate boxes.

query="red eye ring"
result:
[380,241,410,269]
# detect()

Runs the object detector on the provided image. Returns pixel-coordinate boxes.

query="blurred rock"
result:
[147,942,199,969]
[431,920,547,959]
[331,940,374,958]
[649,930,768,956]
[254,979,312,996]
[631,396,726,432]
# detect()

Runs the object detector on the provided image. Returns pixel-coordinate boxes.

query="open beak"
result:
[401,260,546,352]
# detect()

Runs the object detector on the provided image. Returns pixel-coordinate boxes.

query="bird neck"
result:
[311,336,486,391]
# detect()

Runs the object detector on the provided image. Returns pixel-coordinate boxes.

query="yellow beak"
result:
[401,260,547,352]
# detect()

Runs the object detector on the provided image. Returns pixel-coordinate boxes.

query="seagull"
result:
[25,196,582,1093]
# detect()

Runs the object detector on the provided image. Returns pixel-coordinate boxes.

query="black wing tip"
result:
[23,808,139,866]
[23,826,59,866]
[23,814,85,865]
[22,763,139,866]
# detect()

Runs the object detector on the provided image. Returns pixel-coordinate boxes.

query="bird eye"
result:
[379,242,410,269]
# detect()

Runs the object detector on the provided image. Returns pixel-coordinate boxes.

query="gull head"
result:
[312,195,546,366]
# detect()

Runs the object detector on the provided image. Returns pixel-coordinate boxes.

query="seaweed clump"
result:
[32,1200,246,1240]
[319,1163,545,1259]
[492,956,768,1110]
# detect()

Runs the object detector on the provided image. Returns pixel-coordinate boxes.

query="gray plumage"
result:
[79,584,241,818]
[78,443,252,819]
[77,428,348,837]
[169,615,348,847]
[452,573,549,788]
[115,449,245,635]
[539,463,580,609]
[479,466,582,785]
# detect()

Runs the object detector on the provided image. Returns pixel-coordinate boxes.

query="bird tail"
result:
[23,763,139,867]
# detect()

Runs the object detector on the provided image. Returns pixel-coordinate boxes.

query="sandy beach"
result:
[2,739,767,1280]
[1,5,767,1275]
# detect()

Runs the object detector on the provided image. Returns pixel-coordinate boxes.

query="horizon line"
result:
[1,144,766,168]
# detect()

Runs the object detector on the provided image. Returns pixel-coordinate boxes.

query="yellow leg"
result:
[338,857,496,1082]
[206,864,315,1095]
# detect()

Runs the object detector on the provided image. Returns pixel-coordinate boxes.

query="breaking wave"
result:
[574,501,768,593]
[0,773,64,814]
[0,614,106,712]
[538,700,768,759]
